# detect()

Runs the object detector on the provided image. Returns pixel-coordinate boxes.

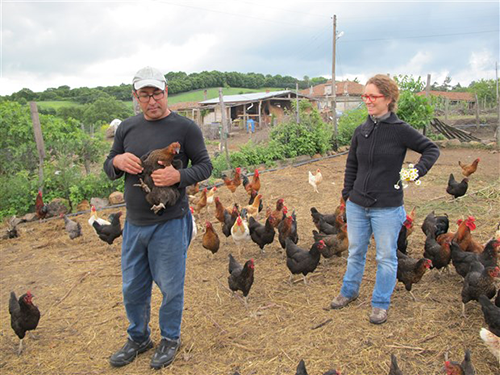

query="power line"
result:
[341,29,498,43]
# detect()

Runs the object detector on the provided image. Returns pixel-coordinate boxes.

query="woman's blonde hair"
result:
[366,74,400,112]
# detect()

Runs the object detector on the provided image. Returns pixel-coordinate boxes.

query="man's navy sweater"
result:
[103,112,213,225]
[342,112,440,208]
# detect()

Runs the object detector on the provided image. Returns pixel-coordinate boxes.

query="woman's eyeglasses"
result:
[361,94,385,103]
[135,91,165,103]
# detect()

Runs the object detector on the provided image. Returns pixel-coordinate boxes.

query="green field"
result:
[36,87,285,111]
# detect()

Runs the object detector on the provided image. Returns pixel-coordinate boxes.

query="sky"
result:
[0,0,498,96]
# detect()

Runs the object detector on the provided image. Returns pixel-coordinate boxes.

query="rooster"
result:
[459,158,480,177]
[267,198,286,228]
[444,349,475,375]
[397,215,414,254]
[231,215,250,254]
[222,167,242,200]
[92,212,123,245]
[308,168,323,193]
[242,169,261,195]
[35,189,48,220]
[228,254,254,306]
[9,291,40,355]
[88,205,110,232]
[134,142,182,214]
[480,328,500,364]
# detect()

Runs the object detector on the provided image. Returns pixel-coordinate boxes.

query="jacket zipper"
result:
[363,123,378,194]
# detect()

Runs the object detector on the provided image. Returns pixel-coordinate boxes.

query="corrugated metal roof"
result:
[199,90,301,104]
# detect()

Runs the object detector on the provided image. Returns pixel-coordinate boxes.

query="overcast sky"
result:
[1,0,498,96]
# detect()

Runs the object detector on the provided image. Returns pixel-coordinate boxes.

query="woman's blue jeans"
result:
[340,200,406,310]
[121,213,193,343]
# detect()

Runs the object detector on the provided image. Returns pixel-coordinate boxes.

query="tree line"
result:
[1,71,329,105]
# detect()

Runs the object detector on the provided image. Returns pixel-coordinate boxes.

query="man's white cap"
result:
[132,66,167,90]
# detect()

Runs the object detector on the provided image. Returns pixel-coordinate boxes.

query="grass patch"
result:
[37,101,84,110]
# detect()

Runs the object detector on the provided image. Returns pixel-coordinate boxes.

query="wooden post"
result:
[218,88,231,169]
[258,101,262,129]
[29,102,46,189]
[296,83,300,124]
[445,98,449,121]
[474,94,480,130]
[331,14,338,148]
[424,74,431,135]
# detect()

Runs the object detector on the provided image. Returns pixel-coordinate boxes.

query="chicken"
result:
[421,211,449,238]
[308,168,323,193]
[285,238,325,284]
[222,167,242,199]
[231,215,250,254]
[478,294,500,337]
[446,173,468,199]
[267,198,286,228]
[222,205,239,238]
[9,291,40,355]
[459,158,480,177]
[248,215,275,252]
[88,205,111,232]
[451,239,499,278]
[295,359,340,375]
[193,188,208,217]
[92,212,123,245]
[3,217,19,239]
[206,186,217,206]
[396,250,432,300]
[389,353,403,375]
[134,142,182,214]
[214,197,227,224]
[424,233,451,272]
[437,217,477,253]
[243,194,262,219]
[313,222,348,259]
[35,189,48,220]
[397,215,414,254]
[228,254,254,306]
[311,207,338,231]
[62,214,82,240]
[461,262,499,317]
[186,182,199,197]
[190,207,198,238]
[248,189,263,214]
[444,349,475,375]
[278,212,299,250]
[242,169,261,194]
[202,221,220,256]
[479,328,500,364]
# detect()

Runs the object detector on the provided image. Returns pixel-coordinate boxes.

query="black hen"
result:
[478,294,500,337]
[389,353,403,375]
[228,254,254,306]
[92,212,123,245]
[9,291,41,355]
[248,216,275,251]
[446,173,468,199]
[285,239,325,284]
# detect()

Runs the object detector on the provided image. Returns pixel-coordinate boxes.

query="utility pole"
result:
[218,88,231,168]
[331,14,338,149]
[295,82,300,124]
[424,74,431,136]
[496,61,499,148]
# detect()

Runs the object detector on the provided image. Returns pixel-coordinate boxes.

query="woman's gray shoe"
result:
[369,307,388,324]
[109,338,154,367]
[150,338,181,370]
[330,294,358,309]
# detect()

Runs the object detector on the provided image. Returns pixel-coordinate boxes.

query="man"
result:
[104,66,212,369]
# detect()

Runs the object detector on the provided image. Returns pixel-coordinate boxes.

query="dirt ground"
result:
[1,144,499,374]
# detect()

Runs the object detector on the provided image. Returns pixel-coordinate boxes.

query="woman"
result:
[330,74,439,324]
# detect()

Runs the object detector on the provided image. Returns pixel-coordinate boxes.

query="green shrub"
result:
[0,171,37,218]
[337,107,367,146]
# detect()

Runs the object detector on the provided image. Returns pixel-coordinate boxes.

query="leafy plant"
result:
[337,107,367,146]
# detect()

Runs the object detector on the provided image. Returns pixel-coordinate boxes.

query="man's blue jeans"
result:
[340,200,406,310]
[121,213,193,343]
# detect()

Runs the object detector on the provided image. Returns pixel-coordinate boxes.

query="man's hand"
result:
[113,153,143,175]
[152,162,181,186]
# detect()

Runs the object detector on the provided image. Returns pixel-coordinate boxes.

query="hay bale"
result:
[108,192,124,205]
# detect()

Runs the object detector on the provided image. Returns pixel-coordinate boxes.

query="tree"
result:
[468,79,498,107]
[394,75,434,130]
[82,95,133,126]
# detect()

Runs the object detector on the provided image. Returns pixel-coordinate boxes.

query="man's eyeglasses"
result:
[361,94,385,103]
[135,91,165,103]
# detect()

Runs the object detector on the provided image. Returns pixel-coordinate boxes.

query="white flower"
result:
[403,183,409,189]
[394,184,400,189]
[408,164,414,169]
[415,180,421,185]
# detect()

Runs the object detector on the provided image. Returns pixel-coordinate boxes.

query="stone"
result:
[446,139,462,147]
[90,197,109,210]
[109,191,125,205]
[469,141,482,147]
[312,153,322,159]
[338,146,349,153]
[22,213,37,222]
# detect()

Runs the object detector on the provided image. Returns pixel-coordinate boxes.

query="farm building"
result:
[416,90,476,109]
[301,80,364,113]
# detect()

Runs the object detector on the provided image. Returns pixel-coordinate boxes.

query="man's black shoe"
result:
[150,338,181,370]
[109,338,154,367]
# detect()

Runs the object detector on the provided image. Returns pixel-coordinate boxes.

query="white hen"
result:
[231,215,250,255]
[480,328,500,364]
[308,168,323,193]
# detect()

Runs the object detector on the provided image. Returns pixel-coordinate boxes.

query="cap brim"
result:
[134,80,166,90]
